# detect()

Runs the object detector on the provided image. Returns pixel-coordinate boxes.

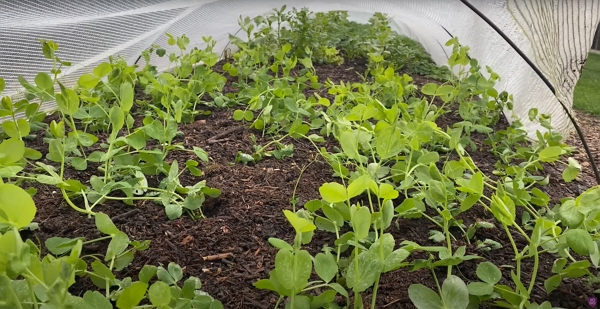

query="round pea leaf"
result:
[149,281,171,306]
[565,229,595,256]
[0,183,36,228]
[476,262,502,284]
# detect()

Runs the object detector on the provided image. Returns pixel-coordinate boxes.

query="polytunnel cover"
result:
[1,0,599,137]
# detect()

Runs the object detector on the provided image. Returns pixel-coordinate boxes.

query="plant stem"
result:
[431,267,442,294]
[421,213,446,233]
[61,189,95,215]
[301,283,331,292]
[444,219,453,277]
[291,156,316,212]
[503,224,521,279]
[82,235,113,245]
[104,196,162,201]
[25,279,40,309]
[69,115,88,159]
[274,296,283,308]
[371,223,385,309]
[527,246,539,294]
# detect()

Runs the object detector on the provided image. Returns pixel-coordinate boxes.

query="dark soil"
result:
[24,60,597,309]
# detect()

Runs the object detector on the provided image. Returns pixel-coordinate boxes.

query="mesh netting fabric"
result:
[1,0,598,137]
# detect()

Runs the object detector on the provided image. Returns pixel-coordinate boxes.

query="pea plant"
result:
[239,13,594,306]
[1,6,598,309]
[0,39,223,221]
[0,183,223,309]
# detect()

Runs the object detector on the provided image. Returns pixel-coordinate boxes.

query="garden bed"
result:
[23,60,594,308]
[2,7,599,309]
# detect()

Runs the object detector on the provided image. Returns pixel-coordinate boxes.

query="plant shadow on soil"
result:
[25,60,595,309]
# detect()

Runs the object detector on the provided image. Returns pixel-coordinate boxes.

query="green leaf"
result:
[0,96,11,110]
[116,282,147,309]
[375,126,403,160]
[340,131,359,160]
[168,262,183,282]
[322,204,344,227]
[319,182,347,204]
[181,276,200,299]
[0,123,16,141]
[63,88,80,115]
[79,73,101,89]
[408,284,443,309]
[126,130,147,150]
[418,152,440,165]
[193,146,209,162]
[47,139,64,162]
[114,251,135,271]
[243,110,254,121]
[71,157,87,171]
[383,249,410,272]
[565,229,595,255]
[551,258,568,273]
[576,187,600,215]
[490,194,516,226]
[288,119,310,139]
[0,138,25,165]
[558,200,584,228]
[467,282,494,296]
[352,206,371,241]
[441,275,469,309]
[347,174,371,199]
[476,262,501,284]
[45,237,81,255]
[0,77,4,93]
[460,194,480,212]
[120,82,134,112]
[23,147,41,161]
[93,63,113,77]
[106,232,130,260]
[0,183,36,228]
[314,252,338,283]
[421,83,439,96]
[562,166,579,182]
[149,281,171,306]
[15,119,30,137]
[303,199,323,212]
[544,275,562,294]
[109,105,125,135]
[307,134,325,143]
[138,266,157,285]
[275,249,312,291]
[90,260,116,289]
[470,172,484,196]
[378,183,399,200]
[346,250,383,293]
[562,158,581,183]
[538,146,562,162]
[0,275,24,309]
[157,266,175,285]
[95,213,120,235]
[34,72,54,95]
[528,108,539,121]
[232,110,246,121]
[283,210,316,234]
[268,238,293,251]
[164,204,182,219]
[83,291,112,309]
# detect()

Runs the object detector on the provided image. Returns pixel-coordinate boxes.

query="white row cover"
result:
[1,0,599,137]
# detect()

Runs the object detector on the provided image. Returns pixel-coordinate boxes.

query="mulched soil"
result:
[567,111,600,188]
[23,59,599,309]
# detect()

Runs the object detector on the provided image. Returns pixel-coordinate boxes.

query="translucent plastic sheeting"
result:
[1,0,599,138]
